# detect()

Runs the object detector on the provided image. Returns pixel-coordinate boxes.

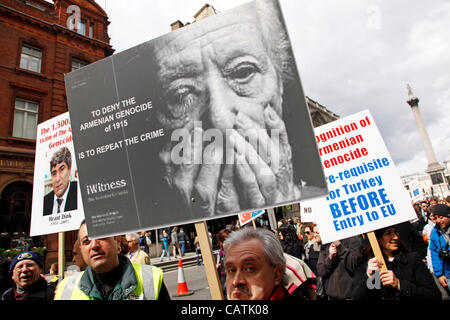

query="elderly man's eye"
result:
[165,86,199,119]
[226,63,259,83]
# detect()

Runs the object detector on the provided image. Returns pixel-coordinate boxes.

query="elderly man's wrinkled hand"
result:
[230,105,300,209]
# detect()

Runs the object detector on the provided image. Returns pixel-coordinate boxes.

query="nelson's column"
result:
[406,84,448,196]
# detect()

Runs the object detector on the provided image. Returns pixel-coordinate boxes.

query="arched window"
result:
[0,181,33,249]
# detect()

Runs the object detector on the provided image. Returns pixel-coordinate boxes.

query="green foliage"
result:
[0,247,47,260]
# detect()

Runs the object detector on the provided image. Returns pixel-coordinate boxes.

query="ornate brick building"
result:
[0,0,113,269]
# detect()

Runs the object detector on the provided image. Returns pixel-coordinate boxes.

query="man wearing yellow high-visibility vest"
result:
[55,221,170,300]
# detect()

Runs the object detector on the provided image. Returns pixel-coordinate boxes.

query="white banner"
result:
[30,112,85,236]
[302,110,417,244]
[299,202,317,223]
[408,180,424,202]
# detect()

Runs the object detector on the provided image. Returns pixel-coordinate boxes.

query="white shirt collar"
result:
[52,181,71,214]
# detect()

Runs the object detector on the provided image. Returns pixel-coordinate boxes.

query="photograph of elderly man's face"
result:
[145,0,327,219]
[64,0,327,234]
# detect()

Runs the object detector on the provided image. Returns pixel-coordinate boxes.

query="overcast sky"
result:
[94,0,450,177]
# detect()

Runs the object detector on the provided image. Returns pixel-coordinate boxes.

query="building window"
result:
[71,58,88,71]
[77,19,86,36]
[20,44,42,73]
[13,99,39,140]
[430,173,444,185]
[89,23,94,38]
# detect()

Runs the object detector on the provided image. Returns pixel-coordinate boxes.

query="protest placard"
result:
[299,201,319,223]
[64,0,327,238]
[238,209,266,226]
[408,180,424,202]
[30,112,85,236]
[301,110,417,244]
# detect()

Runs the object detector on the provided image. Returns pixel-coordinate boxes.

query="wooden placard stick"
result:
[366,231,387,271]
[252,219,257,229]
[194,221,224,300]
[58,232,65,281]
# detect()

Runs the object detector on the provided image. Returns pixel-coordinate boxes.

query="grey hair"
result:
[147,0,294,85]
[126,233,140,243]
[253,0,295,84]
[50,146,72,171]
[224,228,287,284]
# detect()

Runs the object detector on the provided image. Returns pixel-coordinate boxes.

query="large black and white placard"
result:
[65,0,327,238]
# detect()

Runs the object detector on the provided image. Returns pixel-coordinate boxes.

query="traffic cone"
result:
[174,258,194,297]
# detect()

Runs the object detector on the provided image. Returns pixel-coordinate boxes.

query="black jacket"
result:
[352,251,441,300]
[177,231,188,243]
[397,221,427,260]
[281,239,303,260]
[43,181,78,216]
[2,276,56,300]
[306,244,320,276]
[317,236,362,300]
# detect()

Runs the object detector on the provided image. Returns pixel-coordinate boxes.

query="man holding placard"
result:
[317,236,362,300]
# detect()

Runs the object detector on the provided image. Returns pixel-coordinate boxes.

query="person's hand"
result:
[215,163,241,214]
[438,275,448,288]
[219,105,300,211]
[367,257,381,278]
[160,125,222,217]
[329,243,338,260]
[332,240,341,247]
[380,270,400,290]
[159,126,202,211]
[161,104,301,216]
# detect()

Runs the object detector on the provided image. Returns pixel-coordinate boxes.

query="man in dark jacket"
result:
[317,235,362,300]
[2,251,55,300]
[397,221,427,259]
[177,228,189,257]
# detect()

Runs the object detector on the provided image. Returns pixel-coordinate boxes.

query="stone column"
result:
[406,84,447,196]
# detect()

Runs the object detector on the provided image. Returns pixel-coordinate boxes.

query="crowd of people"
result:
[0,196,448,301]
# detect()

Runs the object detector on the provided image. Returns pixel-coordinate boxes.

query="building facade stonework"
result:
[0,0,113,270]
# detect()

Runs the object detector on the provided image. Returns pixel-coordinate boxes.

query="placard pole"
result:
[367,231,387,271]
[194,221,224,300]
[58,232,65,281]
